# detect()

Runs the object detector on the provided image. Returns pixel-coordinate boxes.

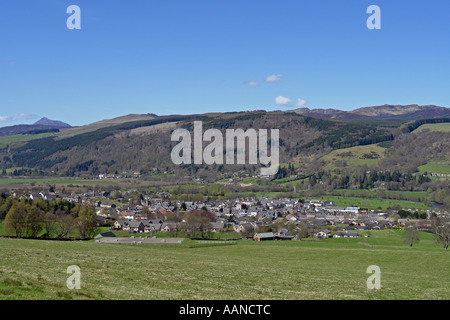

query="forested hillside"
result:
[0,111,395,178]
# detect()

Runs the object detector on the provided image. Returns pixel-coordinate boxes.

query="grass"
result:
[418,160,450,175]
[413,123,450,133]
[1,230,449,300]
[0,132,57,148]
[312,195,432,210]
[319,144,387,170]
[0,177,119,186]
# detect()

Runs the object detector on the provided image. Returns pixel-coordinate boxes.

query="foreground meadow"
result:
[0,230,449,300]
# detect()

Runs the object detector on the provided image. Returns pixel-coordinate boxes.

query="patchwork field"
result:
[319,144,387,170]
[1,230,449,300]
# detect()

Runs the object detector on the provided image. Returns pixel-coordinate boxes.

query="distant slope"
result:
[34,117,71,128]
[0,111,394,177]
[58,113,158,138]
[293,104,450,123]
[0,117,72,137]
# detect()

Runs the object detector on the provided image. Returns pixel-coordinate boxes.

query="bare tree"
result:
[240,224,255,239]
[296,222,310,240]
[432,216,450,250]
[41,212,58,238]
[55,213,75,239]
[402,223,420,247]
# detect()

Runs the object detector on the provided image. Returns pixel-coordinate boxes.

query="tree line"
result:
[0,195,98,240]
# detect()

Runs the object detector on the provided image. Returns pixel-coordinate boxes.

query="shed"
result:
[253,232,275,241]
[94,231,116,239]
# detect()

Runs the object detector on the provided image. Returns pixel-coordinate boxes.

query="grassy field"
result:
[0,177,119,186]
[1,229,449,300]
[0,133,57,148]
[414,123,450,133]
[418,160,450,175]
[312,195,431,210]
[319,144,387,170]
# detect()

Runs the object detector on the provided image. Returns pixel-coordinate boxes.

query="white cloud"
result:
[275,96,291,105]
[265,74,283,83]
[12,113,31,121]
[0,113,38,123]
[244,80,259,87]
[294,98,307,107]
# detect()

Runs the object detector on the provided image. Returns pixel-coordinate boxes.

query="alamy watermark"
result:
[170,121,280,176]
[366,265,381,290]
[66,265,81,290]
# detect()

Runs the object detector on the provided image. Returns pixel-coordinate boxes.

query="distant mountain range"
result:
[0,104,448,178]
[294,104,450,120]
[0,117,72,137]
[1,105,448,137]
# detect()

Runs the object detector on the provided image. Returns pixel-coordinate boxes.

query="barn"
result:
[253,232,275,241]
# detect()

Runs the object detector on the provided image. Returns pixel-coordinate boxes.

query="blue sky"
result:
[1,0,449,127]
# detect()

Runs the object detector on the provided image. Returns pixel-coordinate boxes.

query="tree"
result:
[75,206,97,239]
[41,212,58,238]
[296,223,310,240]
[432,216,450,250]
[55,213,75,239]
[24,205,42,238]
[4,202,42,238]
[402,224,420,247]
[4,202,28,238]
[0,197,13,219]
[240,224,255,239]
[180,209,215,239]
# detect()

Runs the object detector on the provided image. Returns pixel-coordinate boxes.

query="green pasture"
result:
[0,133,57,148]
[312,195,431,210]
[0,177,118,186]
[319,144,387,170]
[0,229,449,300]
[413,123,450,133]
[418,160,450,175]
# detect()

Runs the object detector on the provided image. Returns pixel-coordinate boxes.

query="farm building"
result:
[334,231,360,238]
[253,232,275,241]
[94,231,116,238]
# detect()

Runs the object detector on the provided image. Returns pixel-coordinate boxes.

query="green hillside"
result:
[0,111,394,178]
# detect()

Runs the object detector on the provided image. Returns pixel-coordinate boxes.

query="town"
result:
[3,186,442,242]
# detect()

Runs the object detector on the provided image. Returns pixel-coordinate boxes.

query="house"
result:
[96,209,109,218]
[29,193,43,200]
[142,220,162,233]
[316,230,332,238]
[119,212,135,220]
[210,222,226,233]
[275,229,294,240]
[112,219,129,230]
[123,221,144,233]
[234,223,255,233]
[161,222,179,233]
[253,232,275,241]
